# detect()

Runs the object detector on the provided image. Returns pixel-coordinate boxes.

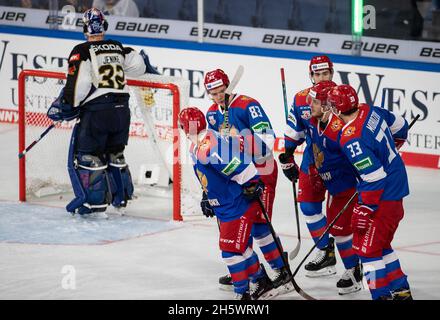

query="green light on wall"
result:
[352,0,364,36]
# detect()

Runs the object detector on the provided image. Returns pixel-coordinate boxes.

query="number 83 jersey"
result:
[64,39,148,108]
[338,104,410,207]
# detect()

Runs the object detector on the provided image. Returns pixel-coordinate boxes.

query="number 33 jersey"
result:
[338,104,409,207]
[64,39,147,107]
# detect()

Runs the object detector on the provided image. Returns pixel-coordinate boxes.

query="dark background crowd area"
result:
[1,0,439,41]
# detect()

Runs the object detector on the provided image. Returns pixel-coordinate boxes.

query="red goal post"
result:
[17,69,195,221]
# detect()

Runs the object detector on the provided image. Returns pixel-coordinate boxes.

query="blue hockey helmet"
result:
[82,8,108,35]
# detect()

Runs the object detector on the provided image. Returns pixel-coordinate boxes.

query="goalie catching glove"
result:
[47,89,80,122]
[242,179,265,201]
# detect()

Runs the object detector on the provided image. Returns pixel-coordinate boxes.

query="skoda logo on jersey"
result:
[208,115,216,126]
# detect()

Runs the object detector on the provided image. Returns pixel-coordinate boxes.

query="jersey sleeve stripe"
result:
[360,167,387,182]
[230,163,258,185]
[389,114,406,135]
[285,126,305,141]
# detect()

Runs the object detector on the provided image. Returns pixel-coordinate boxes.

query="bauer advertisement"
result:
[0,32,439,168]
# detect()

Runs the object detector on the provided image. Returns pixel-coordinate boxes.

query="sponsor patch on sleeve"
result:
[221,157,241,176]
[68,65,76,75]
[251,121,270,132]
[354,157,373,171]
[69,53,80,62]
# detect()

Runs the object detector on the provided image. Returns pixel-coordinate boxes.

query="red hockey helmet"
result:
[307,80,337,106]
[204,69,230,91]
[178,107,207,136]
[309,55,334,74]
[327,85,359,114]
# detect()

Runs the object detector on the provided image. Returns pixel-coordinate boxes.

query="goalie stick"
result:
[292,114,420,279]
[280,68,302,261]
[18,122,58,159]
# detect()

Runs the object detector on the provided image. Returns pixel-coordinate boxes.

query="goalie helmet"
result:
[83,8,108,35]
[178,107,207,136]
[327,84,359,114]
[204,69,230,91]
[306,80,337,106]
[309,55,333,74]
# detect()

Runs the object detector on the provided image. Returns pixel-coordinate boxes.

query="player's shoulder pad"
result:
[68,43,90,64]
[294,87,312,106]
[339,104,370,146]
[123,46,135,55]
[326,114,344,140]
[231,95,259,110]
[207,103,218,114]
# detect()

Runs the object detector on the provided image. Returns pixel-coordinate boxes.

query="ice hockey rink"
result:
[1,122,439,300]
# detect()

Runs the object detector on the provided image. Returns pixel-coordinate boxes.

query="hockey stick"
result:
[256,196,316,300]
[280,68,302,261]
[292,191,357,278]
[18,122,58,159]
[222,65,244,133]
[292,114,420,278]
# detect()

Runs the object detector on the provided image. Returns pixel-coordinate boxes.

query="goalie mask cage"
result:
[18,69,202,221]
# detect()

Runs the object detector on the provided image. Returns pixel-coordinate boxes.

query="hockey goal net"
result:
[18,69,202,221]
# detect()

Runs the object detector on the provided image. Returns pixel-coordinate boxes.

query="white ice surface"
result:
[1,123,440,300]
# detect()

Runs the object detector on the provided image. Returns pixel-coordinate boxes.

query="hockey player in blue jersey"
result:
[46,8,159,216]
[297,80,363,295]
[327,84,412,300]
[178,107,277,300]
[204,69,292,294]
[279,56,336,277]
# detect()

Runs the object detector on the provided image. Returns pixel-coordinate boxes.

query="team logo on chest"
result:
[331,119,343,132]
[344,126,356,137]
[312,144,325,169]
[196,169,208,193]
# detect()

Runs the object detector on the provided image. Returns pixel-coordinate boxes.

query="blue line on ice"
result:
[0,202,180,245]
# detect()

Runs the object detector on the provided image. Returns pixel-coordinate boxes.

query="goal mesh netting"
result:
[18,69,202,221]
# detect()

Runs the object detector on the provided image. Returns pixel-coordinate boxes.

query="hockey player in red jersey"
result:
[178,107,277,300]
[203,69,292,295]
[279,56,336,277]
[294,80,363,295]
[327,84,412,300]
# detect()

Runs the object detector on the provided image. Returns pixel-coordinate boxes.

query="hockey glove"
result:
[394,138,406,150]
[351,204,375,232]
[278,152,299,182]
[140,49,160,75]
[308,165,325,193]
[242,179,265,201]
[201,192,215,218]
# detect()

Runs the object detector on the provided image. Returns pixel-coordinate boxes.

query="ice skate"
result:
[305,237,337,277]
[337,263,363,295]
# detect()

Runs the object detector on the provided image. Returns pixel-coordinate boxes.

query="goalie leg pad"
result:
[107,151,134,208]
[66,152,110,215]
